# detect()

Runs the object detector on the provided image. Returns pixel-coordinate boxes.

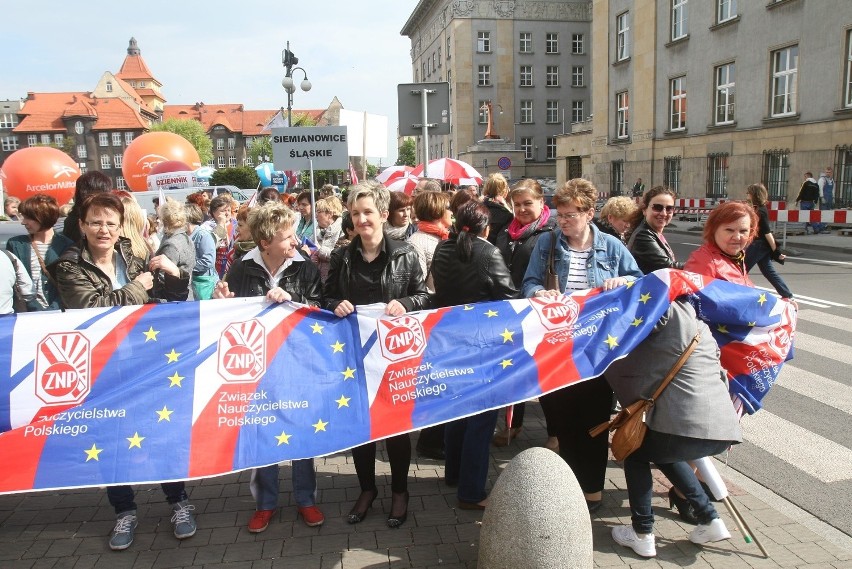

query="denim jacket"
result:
[522,224,642,297]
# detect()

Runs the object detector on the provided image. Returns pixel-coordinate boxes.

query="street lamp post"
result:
[281,41,312,127]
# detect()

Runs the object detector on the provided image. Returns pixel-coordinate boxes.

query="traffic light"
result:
[283,49,299,67]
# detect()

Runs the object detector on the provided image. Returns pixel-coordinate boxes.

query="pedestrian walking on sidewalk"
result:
[745,184,793,298]
[795,172,826,234]
[818,167,835,211]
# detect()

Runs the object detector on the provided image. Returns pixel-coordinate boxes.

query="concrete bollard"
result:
[478,447,593,569]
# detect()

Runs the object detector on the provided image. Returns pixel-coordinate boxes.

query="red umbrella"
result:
[385,172,421,195]
[376,165,414,185]
[411,158,483,186]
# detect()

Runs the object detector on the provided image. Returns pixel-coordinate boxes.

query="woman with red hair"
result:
[684,201,758,286]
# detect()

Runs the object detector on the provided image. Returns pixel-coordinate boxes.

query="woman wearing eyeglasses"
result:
[627,187,684,275]
[522,179,642,512]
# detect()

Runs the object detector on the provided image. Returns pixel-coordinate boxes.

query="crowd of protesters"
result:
[0,171,787,559]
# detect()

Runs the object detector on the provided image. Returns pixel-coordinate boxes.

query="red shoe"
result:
[298,505,325,527]
[248,509,275,533]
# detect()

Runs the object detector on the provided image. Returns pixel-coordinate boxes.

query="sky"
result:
[1,1,419,164]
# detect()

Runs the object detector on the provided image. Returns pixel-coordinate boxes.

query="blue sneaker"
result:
[109,510,138,551]
[171,500,196,539]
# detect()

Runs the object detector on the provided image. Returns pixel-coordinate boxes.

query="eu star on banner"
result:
[0,269,795,494]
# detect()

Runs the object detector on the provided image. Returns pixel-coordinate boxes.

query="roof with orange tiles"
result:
[14,92,148,133]
[134,87,164,101]
[110,76,158,113]
[116,54,156,82]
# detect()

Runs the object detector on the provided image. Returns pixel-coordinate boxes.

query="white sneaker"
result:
[612,524,656,557]
[689,518,731,544]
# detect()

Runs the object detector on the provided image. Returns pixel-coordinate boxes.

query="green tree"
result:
[150,118,213,165]
[209,166,260,189]
[366,163,378,178]
[396,138,416,166]
[248,136,273,166]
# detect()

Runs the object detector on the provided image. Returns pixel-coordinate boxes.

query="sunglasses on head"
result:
[651,204,675,213]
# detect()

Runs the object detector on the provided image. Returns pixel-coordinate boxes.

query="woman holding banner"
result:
[324,180,431,528]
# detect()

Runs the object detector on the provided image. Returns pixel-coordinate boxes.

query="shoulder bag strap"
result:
[30,236,57,286]
[648,332,700,404]
[547,229,557,274]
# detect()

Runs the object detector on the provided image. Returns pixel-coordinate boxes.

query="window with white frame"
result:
[229,156,237,168]
[546,33,558,54]
[41,134,51,145]
[616,91,629,139]
[228,137,235,150]
[447,36,451,57]
[520,100,533,123]
[572,34,584,54]
[27,134,37,146]
[54,133,63,145]
[114,154,123,168]
[438,47,442,66]
[1,136,19,151]
[715,63,736,124]
[217,155,225,168]
[520,65,533,87]
[546,101,559,124]
[216,138,225,151]
[717,0,736,23]
[77,144,87,159]
[519,32,532,53]
[99,133,108,146]
[706,153,729,198]
[611,161,624,195]
[112,132,121,146]
[101,154,111,169]
[106,81,113,93]
[672,0,688,41]
[75,121,84,135]
[477,31,491,53]
[0,113,18,128]
[771,45,798,117]
[616,12,630,61]
[762,150,790,200]
[207,158,214,167]
[845,30,852,108]
[572,100,584,123]
[116,176,126,190]
[479,100,488,124]
[125,132,134,144]
[546,137,556,160]
[521,137,533,160]
[572,66,584,87]
[670,76,687,131]
[664,156,681,193]
[546,66,559,87]
[478,65,491,86]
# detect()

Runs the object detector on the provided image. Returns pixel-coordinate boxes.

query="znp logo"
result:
[217,319,266,383]
[529,296,581,332]
[377,316,426,362]
[35,332,91,405]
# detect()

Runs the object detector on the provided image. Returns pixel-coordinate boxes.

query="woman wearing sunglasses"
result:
[627,187,683,275]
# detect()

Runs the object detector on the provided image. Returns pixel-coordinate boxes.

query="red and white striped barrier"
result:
[767,201,787,210]
[675,199,719,208]
[769,209,852,223]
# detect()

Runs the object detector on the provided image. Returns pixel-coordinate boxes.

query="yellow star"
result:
[168,372,184,388]
[341,367,356,380]
[500,328,515,343]
[463,305,474,311]
[604,335,619,349]
[143,326,159,342]
[165,348,181,363]
[631,317,644,327]
[335,395,351,408]
[639,292,652,304]
[485,309,498,318]
[717,324,729,334]
[757,293,767,306]
[626,280,636,289]
[500,359,513,369]
[310,322,324,334]
[748,321,756,327]
[127,432,145,449]
[84,443,102,462]
[275,431,292,445]
[331,340,345,353]
[156,406,174,422]
[313,419,328,432]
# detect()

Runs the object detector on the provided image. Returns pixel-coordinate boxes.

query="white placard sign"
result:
[271,126,349,170]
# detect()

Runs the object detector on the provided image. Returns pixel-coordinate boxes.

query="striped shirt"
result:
[29,242,50,308]
[564,247,592,292]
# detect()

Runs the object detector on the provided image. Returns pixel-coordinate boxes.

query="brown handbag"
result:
[545,230,559,291]
[589,333,700,461]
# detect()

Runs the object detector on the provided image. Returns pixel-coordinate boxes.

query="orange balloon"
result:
[0,147,81,205]
[122,132,201,191]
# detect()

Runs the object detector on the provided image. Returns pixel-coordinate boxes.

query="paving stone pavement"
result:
[1,401,851,569]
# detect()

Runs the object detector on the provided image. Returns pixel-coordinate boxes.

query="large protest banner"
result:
[0,270,796,494]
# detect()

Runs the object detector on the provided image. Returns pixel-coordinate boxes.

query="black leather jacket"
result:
[627,220,684,275]
[224,251,322,306]
[431,236,518,307]
[323,234,431,313]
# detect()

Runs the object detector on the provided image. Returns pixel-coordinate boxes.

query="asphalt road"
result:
[669,231,852,537]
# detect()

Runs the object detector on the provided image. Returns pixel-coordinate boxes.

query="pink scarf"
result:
[507,206,551,240]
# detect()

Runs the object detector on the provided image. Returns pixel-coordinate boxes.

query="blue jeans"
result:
[821,193,833,210]
[624,430,731,535]
[444,408,500,503]
[745,240,793,298]
[800,201,825,233]
[107,482,187,514]
[250,459,316,510]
